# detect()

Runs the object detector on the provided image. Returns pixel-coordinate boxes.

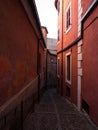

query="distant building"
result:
[0,0,46,129]
[41,26,48,43]
[55,0,98,125]
[47,38,57,55]
[42,27,57,89]
[47,38,57,88]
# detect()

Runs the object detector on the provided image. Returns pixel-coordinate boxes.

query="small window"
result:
[58,29,60,41]
[57,58,60,77]
[66,52,71,83]
[66,3,71,32]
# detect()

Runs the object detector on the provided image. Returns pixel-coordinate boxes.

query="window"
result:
[57,58,60,77]
[58,29,60,41]
[66,52,71,83]
[66,3,71,32]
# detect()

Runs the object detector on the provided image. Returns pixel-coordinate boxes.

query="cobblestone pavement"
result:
[24,89,98,130]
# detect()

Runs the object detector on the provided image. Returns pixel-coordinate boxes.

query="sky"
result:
[35,0,58,39]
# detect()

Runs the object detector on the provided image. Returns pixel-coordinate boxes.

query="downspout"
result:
[61,0,64,96]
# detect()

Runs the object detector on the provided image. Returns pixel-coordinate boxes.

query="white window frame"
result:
[66,52,72,84]
[57,57,60,77]
[66,2,72,33]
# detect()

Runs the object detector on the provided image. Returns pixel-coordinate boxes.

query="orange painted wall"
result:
[57,0,63,52]
[71,45,77,104]
[0,0,38,106]
[62,45,77,105]
[63,0,78,48]
[57,0,78,105]
[82,0,94,16]
[56,0,98,125]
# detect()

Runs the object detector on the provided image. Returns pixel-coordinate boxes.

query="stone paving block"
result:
[24,113,58,130]
[40,96,53,104]
[56,102,78,114]
[53,96,67,104]
[35,104,55,113]
[23,89,98,130]
[59,113,96,130]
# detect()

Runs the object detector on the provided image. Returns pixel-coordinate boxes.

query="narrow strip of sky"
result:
[35,0,57,39]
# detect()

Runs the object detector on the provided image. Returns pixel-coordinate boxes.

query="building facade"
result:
[55,0,98,125]
[42,27,57,89]
[47,38,57,88]
[0,0,46,129]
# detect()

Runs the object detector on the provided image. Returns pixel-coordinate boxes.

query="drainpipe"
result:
[61,0,64,96]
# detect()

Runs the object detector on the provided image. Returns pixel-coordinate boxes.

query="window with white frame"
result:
[66,52,71,83]
[57,58,60,77]
[66,3,71,32]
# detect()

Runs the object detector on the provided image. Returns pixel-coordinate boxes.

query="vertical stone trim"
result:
[77,0,83,110]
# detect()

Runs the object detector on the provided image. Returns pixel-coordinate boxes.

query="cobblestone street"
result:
[23,89,98,130]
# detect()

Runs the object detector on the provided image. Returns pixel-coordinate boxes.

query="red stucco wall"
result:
[63,0,78,48]
[56,0,98,126]
[62,45,77,105]
[71,45,77,104]
[82,0,94,16]
[57,0,78,106]
[82,6,98,125]
[0,0,38,106]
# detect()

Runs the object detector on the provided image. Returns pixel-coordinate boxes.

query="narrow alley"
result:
[0,0,98,130]
[23,88,97,130]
